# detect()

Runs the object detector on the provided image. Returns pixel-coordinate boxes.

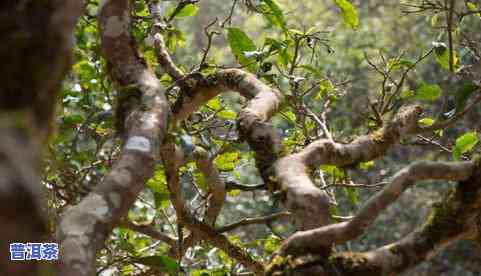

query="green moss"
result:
[422,189,461,242]
[325,252,382,275]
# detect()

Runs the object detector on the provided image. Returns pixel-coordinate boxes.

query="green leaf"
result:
[217,110,237,120]
[146,169,170,209]
[418,117,435,126]
[165,28,186,52]
[214,151,240,171]
[63,113,84,125]
[206,98,222,111]
[259,0,287,31]
[284,110,296,122]
[167,4,199,19]
[263,235,282,255]
[73,60,96,81]
[453,132,479,160]
[400,89,415,99]
[135,255,179,274]
[415,84,442,101]
[359,160,374,170]
[320,165,345,180]
[467,2,481,18]
[333,0,359,29]
[431,14,440,26]
[228,189,241,197]
[387,59,414,71]
[193,170,207,191]
[316,79,335,100]
[432,42,460,71]
[226,28,257,71]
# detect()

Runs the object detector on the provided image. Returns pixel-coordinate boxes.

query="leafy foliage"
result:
[41,0,481,275]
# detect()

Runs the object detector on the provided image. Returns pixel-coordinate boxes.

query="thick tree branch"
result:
[171,71,425,233]
[274,105,423,230]
[266,160,481,275]
[160,141,264,274]
[57,1,170,275]
[278,161,475,256]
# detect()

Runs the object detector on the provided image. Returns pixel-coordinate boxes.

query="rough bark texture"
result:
[0,1,83,275]
[266,159,481,275]
[56,0,169,275]
[275,105,423,230]
[160,141,265,274]
[3,1,477,275]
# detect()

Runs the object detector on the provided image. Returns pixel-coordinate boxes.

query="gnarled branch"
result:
[57,0,169,274]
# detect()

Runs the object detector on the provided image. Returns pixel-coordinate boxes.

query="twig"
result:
[217,212,291,233]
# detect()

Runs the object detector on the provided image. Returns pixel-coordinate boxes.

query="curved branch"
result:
[267,160,481,275]
[148,1,184,80]
[278,161,475,257]
[193,147,226,226]
[57,1,170,275]
[160,141,264,274]
[226,181,267,191]
[172,69,283,185]
[171,72,425,233]
[275,105,423,230]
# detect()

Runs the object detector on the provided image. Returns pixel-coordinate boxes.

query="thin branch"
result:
[118,220,176,247]
[418,89,481,132]
[148,1,184,80]
[217,212,291,233]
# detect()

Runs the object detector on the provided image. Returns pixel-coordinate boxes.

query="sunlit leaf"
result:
[217,110,237,120]
[167,4,199,19]
[453,132,479,160]
[214,151,240,171]
[418,118,435,126]
[467,2,481,18]
[206,98,222,111]
[333,0,359,29]
[359,160,375,170]
[400,89,415,99]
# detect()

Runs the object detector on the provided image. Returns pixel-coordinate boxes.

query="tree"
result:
[2,0,481,275]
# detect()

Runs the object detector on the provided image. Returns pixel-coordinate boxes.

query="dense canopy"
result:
[2,0,481,275]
